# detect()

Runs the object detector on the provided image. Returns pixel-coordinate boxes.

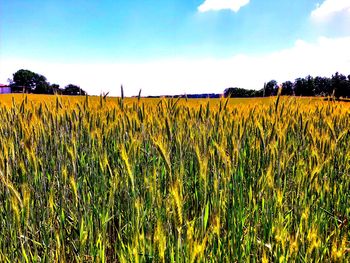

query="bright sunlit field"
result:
[0,94,349,262]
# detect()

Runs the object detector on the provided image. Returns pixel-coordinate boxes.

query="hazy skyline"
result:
[1,0,350,96]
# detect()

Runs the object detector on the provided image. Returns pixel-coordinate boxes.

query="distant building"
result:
[0,84,11,94]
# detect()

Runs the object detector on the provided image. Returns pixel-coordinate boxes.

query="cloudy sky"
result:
[1,0,350,96]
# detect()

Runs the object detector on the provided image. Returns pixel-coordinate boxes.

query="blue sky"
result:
[1,0,350,96]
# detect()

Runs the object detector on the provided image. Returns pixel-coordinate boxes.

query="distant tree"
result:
[293,78,307,96]
[225,72,350,99]
[34,75,51,94]
[50,84,62,94]
[63,84,87,95]
[254,89,264,97]
[9,69,88,95]
[332,72,348,98]
[224,87,264,98]
[264,80,278,96]
[11,69,53,94]
[281,81,293,95]
[224,87,253,97]
[314,76,331,96]
[35,81,50,94]
[304,75,315,96]
[12,69,37,92]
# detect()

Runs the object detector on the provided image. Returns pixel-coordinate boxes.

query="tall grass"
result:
[0,94,349,262]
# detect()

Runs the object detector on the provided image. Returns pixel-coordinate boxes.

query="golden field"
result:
[0,94,349,262]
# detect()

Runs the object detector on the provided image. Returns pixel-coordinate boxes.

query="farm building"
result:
[0,84,11,94]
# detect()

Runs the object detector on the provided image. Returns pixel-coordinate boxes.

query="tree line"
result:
[224,72,350,99]
[7,69,350,98]
[8,69,87,95]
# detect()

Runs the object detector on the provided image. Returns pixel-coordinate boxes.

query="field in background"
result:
[0,94,349,262]
[0,93,327,107]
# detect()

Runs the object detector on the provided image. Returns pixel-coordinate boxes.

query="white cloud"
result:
[1,36,350,97]
[198,0,250,13]
[311,0,350,19]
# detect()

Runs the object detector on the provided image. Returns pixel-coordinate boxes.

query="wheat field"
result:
[0,94,349,262]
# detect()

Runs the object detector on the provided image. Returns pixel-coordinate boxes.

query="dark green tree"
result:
[11,69,53,94]
[63,84,87,95]
[304,75,315,96]
[264,80,278,96]
[314,76,331,96]
[224,87,256,98]
[34,75,51,94]
[332,72,348,98]
[50,84,62,94]
[281,81,293,95]
[12,69,37,92]
[293,78,307,96]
